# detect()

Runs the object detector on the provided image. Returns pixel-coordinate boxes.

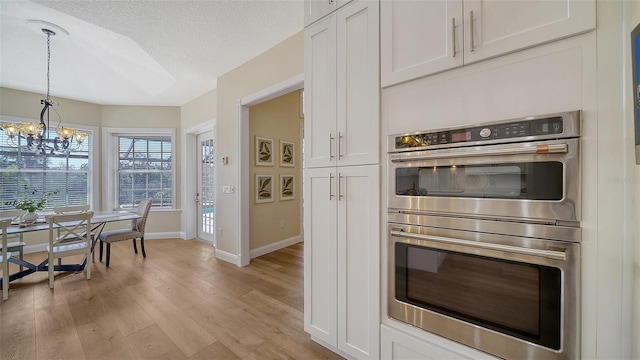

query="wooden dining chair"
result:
[99,200,152,267]
[0,210,27,271]
[1,217,13,300]
[45,211,93,289]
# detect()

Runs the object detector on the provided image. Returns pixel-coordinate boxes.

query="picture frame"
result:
[255,136,274,166]
[280,174,295,201]
[256,174,274,203]
[280,140,295,167]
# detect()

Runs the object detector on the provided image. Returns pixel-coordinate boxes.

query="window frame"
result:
[102,127,176,211]
[0,115,97,211]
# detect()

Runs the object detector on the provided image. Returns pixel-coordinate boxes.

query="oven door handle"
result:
[390,143,568,162]
[390,229,567,261]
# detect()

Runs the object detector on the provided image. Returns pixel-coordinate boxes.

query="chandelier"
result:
[0,27,87,155]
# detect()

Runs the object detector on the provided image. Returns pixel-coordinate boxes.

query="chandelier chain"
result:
[46,31,51,101]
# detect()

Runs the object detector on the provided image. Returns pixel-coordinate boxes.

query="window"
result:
[0,121,93,211]
[104,128,175,210]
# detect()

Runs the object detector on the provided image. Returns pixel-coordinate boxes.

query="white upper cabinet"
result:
[463,0,596,63]
[381,0,595,87]
[305,0,380,168]
[304,0,353,27]
[381,0,463,87]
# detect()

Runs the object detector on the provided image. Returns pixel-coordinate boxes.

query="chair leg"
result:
[141,237,146,258]
[99,240,104,262]
[49,254,55,289]
[106,243,111,268]
[133,238,138,254]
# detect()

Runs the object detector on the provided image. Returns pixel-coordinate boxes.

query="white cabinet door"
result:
[305,0,380,168]
[305,0,353,27]
[336,0,380,166]
[305,15,337,168]
[337,165,380,359]
[381,0,463,87]
[304,167,338,346]
[305,0,337,27]
[463,0,595,63]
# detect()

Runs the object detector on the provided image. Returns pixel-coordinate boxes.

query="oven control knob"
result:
[479,128,491,138]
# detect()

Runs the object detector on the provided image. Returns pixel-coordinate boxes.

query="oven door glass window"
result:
[395,243,562,350]
[394,162,563,200]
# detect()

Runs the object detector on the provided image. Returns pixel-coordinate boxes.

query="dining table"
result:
[0,211,141,285]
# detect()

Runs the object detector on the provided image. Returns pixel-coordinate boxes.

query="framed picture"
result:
[280,140,295,167]
[280,174,295,201]
[256,174,274,203]
[255,137,274,166]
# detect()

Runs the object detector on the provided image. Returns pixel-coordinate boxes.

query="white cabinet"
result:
[304,165,380,359]
[381,325,500,360]
[304,0,379,168]
[304,0,352,27]
[381,0,595,87]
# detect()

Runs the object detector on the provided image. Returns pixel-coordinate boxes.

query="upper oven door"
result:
[388,138,580,222]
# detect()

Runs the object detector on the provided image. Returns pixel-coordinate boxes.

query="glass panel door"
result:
[197,130,215,244]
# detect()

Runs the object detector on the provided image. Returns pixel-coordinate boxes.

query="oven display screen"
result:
[450,130,471,142]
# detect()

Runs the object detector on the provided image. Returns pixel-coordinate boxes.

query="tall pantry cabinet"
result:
[303,1,380,359]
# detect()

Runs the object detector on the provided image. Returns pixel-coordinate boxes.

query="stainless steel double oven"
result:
[387,111,581,359]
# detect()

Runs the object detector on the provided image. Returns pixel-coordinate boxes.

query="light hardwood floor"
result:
[0,240,342,360]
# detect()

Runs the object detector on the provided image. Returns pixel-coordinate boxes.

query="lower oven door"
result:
[388,223,580,360]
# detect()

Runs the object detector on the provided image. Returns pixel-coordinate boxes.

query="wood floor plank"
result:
[154,275,265,358]
[125,323,188,360]
[125,281,216,358]
[34,301,86,360]
[189,340,241,360]
[100,288,155,337]
[75,315,138,360]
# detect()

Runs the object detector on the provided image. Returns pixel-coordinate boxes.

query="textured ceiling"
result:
[0,0,303,106]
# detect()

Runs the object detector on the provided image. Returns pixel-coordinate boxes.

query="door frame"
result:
[184,120,215,241]
[237,74,304,266]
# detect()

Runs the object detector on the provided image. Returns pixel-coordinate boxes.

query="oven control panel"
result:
[391,112,578,151]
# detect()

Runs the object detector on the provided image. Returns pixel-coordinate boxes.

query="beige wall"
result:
[0,87,101,127]
[215,31,303,255]
[181,88,217,130]
[249,90,302,250]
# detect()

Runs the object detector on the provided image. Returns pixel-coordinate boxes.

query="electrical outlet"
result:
[279,220,285,228]
[217,228,222,238]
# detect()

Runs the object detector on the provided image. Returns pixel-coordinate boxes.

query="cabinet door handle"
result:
[452,18,457,58]
[338,173,344,200]
[338,132,344,160]
[329,173,334,200]
[329,133,335,161]
[470,10,475,52]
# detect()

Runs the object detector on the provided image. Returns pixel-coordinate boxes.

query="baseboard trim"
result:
[215,248,240,266]
[250,235,302,259]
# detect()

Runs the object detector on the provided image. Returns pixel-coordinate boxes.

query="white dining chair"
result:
[53,204,90,214]
[45,211,93,289]
[0,210,27,271]
[1,217,13,300]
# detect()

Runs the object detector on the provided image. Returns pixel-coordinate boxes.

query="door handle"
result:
[470,10,475,52]
[390,143,568,163]
[329,133,335,161]
[452,18,457,58]
[390,230,567,261]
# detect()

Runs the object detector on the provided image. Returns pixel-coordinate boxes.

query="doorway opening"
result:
[237,74,303,266]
